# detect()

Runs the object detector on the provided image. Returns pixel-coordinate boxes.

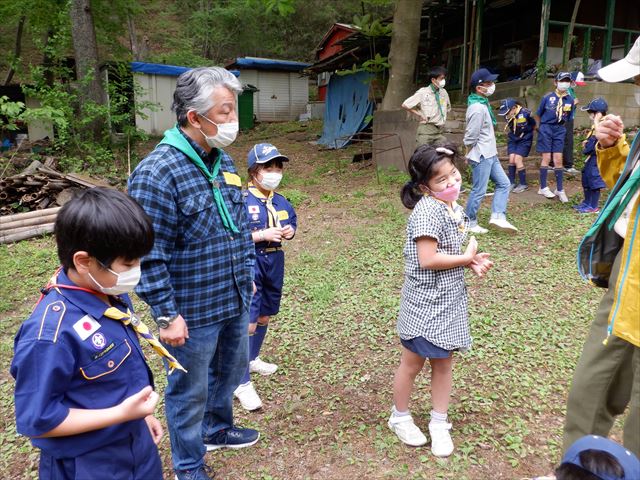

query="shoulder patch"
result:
[222,171,242,187]
[37,300,66,343]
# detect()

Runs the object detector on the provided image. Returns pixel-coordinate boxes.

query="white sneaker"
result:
[489,216,518,233]
[429,422,454,457]
[233,382,262,411]
[249,357,278,376]
[538,187,556,199]
[554,189,569,203]
[388,414,427,447]
[467,224,488,234]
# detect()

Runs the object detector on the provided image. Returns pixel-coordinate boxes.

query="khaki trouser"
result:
[563,249,640,456]
[416,123,446,147]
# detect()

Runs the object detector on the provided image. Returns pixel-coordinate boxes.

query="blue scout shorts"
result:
[536,123,566,154]
[582,156,606,190]
[507,137,533,157]
[250,249,285,322]
[401,336,454,359]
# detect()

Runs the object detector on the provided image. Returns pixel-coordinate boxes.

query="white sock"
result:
[430,410,447,425]
[392,405,410,417]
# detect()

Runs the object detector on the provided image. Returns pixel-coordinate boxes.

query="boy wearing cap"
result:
[463,68,518,234]
[574,97,608,213]
[499,98,536,193]
[534,72,576,202]
[402,66,452,147]
[234,143,297,411]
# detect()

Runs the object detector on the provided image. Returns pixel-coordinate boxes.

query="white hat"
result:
[598,36,640,82]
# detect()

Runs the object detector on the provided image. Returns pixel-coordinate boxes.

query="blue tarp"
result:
[228,57,310,72]
[317,72,373,149]
[130,62,240,77]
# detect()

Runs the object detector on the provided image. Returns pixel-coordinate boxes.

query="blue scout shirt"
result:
[506,107,536,141]
[10,269,154,459]
[536,91,575,125]
[245,184,297,249]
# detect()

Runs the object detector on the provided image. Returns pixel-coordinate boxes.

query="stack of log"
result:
[1,160,110,244]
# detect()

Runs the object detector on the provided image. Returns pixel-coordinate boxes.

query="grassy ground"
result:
[0,121,613,479]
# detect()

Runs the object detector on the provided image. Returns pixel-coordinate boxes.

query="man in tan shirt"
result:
[402,66,451,146]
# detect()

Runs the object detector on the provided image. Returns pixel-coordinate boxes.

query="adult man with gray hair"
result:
[129,67,258,480]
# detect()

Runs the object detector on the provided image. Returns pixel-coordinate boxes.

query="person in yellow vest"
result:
[402,66,451,146]
[564,35,640,458]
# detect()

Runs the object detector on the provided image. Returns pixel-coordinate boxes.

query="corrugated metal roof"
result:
[130,62,240,77]
[226,57,310,72]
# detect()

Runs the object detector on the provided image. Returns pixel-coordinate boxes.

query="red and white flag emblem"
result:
[72,315,101,341]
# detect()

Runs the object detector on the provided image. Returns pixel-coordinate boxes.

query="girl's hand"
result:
[263,227,283,242]
[464,236,478,263]
[120,386,159,421]
[281,225,295,239]
[469,252,493,278]
[145,415,163,445]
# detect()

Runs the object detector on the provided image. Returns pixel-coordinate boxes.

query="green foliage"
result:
[0,96,25,132]
[262,0,297,16]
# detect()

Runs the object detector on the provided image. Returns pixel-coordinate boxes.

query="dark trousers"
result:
[563,249,640,456]
[563,118,575,168]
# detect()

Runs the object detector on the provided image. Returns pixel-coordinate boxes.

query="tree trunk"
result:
[380,0,423,111]
[69,0,107,141]
[563,0,582,69]
[4,15,26,86]
[127,14,141,61]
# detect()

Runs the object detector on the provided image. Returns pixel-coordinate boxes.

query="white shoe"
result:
[233,382,262,411]
[489,216,518,233]
[249,357,278,376]
[467,224,488,234]
[429,422,454,457]
[554,189,569,203]
[538,187,556,199]
[388,414,427,447]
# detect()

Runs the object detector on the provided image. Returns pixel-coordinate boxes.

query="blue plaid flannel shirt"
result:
[128,129,255,328]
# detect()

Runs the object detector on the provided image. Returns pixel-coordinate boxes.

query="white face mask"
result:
[199,114,238,148]
[437,79,446,89]
[89,265,141,295]
[259,172,283,190]
[557,82,571,91]
[479,84,495,96]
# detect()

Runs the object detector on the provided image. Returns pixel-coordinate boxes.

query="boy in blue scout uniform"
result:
[233,143,297,411]
[11,188,184,480]
[574,97,608,214]
[499,98,536,193]
[535,71,575,203]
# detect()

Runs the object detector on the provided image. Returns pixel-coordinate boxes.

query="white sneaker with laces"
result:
[538,187,556,199]
[554,189,569,203]
[233,382,262,411]
[429,422,454,457]
[388,414,427,447]
[467,224,488,234]
[249,357,278,376]
[488,216,518,233]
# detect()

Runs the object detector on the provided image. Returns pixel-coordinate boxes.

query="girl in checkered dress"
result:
[388,144,493,457]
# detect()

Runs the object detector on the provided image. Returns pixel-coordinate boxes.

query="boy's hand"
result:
[121,386,159,421]
[263,227,283,242]
[145,415,163,445]
[281,225,295,239]
[469,252,493,278]
[464,236,478,263]
[595,114,624,148]
[160,315,189,347]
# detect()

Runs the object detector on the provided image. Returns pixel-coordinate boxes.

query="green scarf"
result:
[468,93,497,125]
[159,126,239,233]
[430,83,445,119]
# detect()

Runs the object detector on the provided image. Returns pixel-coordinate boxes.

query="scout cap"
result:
[556,71,572,81]
[598,36,640,82]
[470,68,499,87]
[580,97,608,113]
[247,143,289,169]
[498,98,518,116]
[561,435,640,480]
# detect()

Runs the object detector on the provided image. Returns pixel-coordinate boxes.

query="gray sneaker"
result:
[564,167,580,175]
[512,184,529,193]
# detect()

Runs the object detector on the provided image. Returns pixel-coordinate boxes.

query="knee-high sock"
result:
[554,168,564,191]
[517,168,526,186]
[540,167,549,189]
[588,189,601,209]
[508,164,516,184]
[250,323,269,361]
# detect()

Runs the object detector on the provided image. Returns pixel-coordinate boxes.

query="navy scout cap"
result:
[247,143,289,169]
[556,71,572,81]
[561,435,640,480]
[470,68,499,87]
[498,98,518,116]
[580,97,608,113]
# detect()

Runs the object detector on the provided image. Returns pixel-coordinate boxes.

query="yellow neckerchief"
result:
[554,89,569,122]
[426,194,466,232]
[248,181,281,228]
[504,105,522,134]
[103,306,187,374]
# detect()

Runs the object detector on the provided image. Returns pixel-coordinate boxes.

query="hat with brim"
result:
[561,435,640,480]
[248,143,289,169]
[470,68,499,88]
[598,36,640,82]
[580,97,608,113]
[498,98,517,116]
[556,71,572,81]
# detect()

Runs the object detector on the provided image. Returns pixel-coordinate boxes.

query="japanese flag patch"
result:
[72,315,101,341]
[248,205,260,214]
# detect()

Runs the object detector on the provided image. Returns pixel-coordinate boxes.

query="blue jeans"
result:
[465,155,511,223]
[164,310,249,472]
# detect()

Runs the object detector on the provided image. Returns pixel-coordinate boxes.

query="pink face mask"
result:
[430,181,461,202]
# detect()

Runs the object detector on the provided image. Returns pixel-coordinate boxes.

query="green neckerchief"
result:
[468,93,497,125]
[430,83,445,119]
[159,126,239,233]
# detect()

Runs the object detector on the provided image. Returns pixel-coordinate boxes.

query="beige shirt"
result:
[402,86,451,127]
